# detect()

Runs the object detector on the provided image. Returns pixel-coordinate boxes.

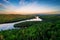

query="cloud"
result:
[19,0,25,6]
[3,0,15,7]
[15,2,57,14]
[0,0,59,14]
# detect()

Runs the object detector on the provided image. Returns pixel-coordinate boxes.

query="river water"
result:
[0,20,27,31]
[0,18,42,31]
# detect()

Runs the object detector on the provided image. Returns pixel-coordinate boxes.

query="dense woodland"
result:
[0,14,60,40]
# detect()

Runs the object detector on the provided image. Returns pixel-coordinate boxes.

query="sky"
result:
[0,0,60,14]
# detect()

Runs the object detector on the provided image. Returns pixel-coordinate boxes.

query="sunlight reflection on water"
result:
[0,17,42,31]
[0,23,15,31]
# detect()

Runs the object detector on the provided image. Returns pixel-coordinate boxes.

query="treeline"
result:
[39,15,60,22]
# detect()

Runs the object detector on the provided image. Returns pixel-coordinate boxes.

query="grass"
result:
[0,14,35,24]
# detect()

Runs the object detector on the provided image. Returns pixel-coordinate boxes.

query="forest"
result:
[0,14,60,40]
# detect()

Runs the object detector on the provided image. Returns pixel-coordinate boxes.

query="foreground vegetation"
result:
[0,15,60,40]
[0,14,35,24]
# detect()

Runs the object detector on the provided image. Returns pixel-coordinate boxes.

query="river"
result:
[0,18,42,31]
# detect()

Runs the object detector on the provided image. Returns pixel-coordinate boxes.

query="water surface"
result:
[0,18,42,31]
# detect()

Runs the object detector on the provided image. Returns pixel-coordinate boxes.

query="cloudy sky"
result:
[0,0,60,14]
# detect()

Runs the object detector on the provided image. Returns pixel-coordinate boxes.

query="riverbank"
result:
[0,14,35,24]
[0,14,60,24]
[0,20,60,40]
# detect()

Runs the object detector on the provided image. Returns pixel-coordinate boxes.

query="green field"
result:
[0,14,60,40]
[0,14,35,24]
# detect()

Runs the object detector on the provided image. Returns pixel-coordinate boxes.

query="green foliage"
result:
[0,15,60,40]
[0,14,35,24]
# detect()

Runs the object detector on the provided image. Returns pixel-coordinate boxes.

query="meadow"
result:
[0,14,35,24]
[0,14,60,40]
